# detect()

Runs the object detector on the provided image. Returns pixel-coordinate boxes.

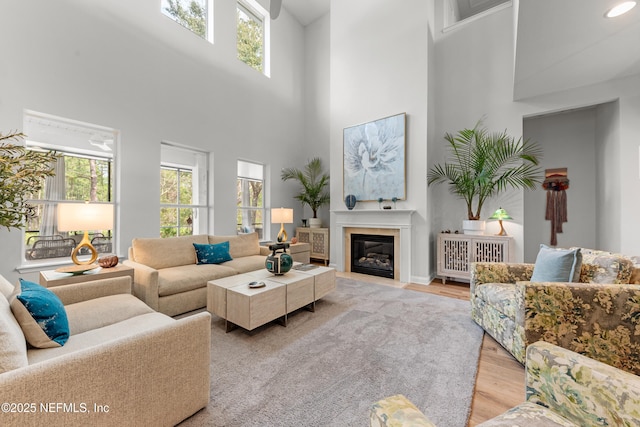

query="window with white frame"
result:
[160,143,209,238]
[22,112,116,264]
[162,0,213,42]
[237,0,270,75]
[237,160,264,239]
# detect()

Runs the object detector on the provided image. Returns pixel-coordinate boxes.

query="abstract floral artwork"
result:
[343,113,406,201]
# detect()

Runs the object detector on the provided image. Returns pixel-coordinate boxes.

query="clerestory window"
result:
[237,0,270,76]
[162,0,213,42]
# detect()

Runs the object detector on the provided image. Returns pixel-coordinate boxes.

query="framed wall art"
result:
[343,112,406,201]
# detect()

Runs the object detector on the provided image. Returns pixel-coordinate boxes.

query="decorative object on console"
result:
[271,207,293,242]
[281,157,330,228]
[543,168,569,246]
[344,194,357,210]
[291,236,298,244]
[343,113,406,201]
[98,254,119,268]
[427,119,542,227]
[56,202,114,266]
[488,207,513,236]
[265,242,293,275]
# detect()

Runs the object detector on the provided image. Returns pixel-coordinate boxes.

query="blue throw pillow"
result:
[530,244,582,283]
[193,241,233,265]
[9,279,69,348]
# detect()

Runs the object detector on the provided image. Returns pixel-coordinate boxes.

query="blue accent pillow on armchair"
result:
[530,244,582,282]
[193,241,233,265]
[9,279,70,348]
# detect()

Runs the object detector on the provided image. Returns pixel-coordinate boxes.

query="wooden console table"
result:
[39,264,134,288]
[296,227,329,265]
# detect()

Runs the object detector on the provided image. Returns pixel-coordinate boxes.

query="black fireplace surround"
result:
[351,234,394,279]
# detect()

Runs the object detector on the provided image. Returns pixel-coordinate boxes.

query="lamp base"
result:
[277,223,288,243]
[71,231,99,265]
[496,220,508,236]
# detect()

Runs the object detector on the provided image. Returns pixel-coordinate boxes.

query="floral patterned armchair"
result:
[470,248,640,375]
[370,341,640,426]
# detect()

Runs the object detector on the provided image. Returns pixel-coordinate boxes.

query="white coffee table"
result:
[207,265,335,332]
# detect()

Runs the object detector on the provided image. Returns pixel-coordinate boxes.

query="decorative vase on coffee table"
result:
[265,243,293,275]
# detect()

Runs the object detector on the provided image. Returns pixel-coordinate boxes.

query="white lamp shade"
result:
[57,203,114,232]
[271,208,293,224]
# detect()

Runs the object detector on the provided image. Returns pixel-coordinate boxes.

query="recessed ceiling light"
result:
[605,1,637,18]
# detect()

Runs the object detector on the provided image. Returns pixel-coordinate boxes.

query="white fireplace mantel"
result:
[332,209,415,283]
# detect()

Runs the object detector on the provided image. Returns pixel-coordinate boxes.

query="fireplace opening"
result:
[351,234,394,279]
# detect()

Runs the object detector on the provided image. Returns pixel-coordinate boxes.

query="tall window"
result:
[237,160,264,239]
[22,112,116,264]
[160,143,209,238]
[162,0,213,42]
[237,0,270,75]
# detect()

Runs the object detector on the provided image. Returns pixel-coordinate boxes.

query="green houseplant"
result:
[281,157,330,227]
[0,130,59,230]
[427,121,542,226]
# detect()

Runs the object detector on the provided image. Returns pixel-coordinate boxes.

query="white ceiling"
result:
[514,0,640,100]
[279,0,330,26]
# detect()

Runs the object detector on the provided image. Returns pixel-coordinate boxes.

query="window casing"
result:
[237,0,270,76]
[237,160,264,239]
[160,143,209,238]
[162,0,213,42]
[22,112,117,265]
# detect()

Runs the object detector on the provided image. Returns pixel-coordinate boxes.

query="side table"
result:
[39,264,135,288]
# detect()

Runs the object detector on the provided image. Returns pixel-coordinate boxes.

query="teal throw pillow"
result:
[193,241,233,265]
[530,244,582,283]
[9,279,69,348]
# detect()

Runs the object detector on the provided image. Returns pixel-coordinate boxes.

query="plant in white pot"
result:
[427,121,542,234]
[281,157,330,228]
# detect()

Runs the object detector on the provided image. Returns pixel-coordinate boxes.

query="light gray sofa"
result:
[124,232,270,316]
[0,274,211,427]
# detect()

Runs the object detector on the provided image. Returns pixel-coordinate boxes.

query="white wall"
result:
[432,5,530,263]
[301,13,331,228]
[522,108,598,261]
[0,0,308,282]
[329,0,432,283]
[432,3,640,264]
[595,101,621,252]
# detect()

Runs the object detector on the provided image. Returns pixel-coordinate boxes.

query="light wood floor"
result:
[337,271,525,426]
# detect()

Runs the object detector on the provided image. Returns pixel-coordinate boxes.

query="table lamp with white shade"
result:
[271,207,293,242]
[57,202,114,266]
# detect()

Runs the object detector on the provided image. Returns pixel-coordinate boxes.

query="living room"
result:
[2,0,640,425]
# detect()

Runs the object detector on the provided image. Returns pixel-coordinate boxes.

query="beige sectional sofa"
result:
[124,232,270,316]
[0,274,211,427]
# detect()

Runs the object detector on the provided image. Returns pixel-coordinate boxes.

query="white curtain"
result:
[39,157,65,237]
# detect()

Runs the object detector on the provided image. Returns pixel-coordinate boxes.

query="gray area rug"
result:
[180,278,483,427]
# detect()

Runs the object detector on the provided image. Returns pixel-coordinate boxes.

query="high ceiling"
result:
[514,0,640,100]
[280,0,330,26]
[277,0,640,102]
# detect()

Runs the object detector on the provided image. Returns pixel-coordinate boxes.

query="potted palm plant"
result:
[427,120,542,234]
[1,130,59,230]
[281,157,330,228]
